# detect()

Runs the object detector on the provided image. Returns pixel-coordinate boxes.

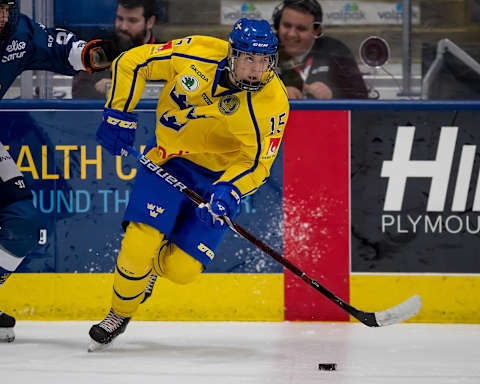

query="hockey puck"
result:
[318,363,336,371]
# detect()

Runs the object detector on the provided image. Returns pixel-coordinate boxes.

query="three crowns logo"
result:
[147,203,165,218]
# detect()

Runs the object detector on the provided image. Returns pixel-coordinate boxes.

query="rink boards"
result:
[1,100,480,323]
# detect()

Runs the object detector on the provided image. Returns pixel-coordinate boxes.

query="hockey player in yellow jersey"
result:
[88,18,289,351]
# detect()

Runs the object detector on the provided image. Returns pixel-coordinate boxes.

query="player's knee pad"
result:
[0,199,41,272]
[118,222,166,273]
[153,243,203,285]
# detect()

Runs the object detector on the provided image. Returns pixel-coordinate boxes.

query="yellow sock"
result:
[112,222,165,317]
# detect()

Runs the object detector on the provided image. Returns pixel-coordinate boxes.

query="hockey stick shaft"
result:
[126,146,421,326]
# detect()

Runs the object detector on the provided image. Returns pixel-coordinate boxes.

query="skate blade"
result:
[0,328,15,343]
[88,339,113,352]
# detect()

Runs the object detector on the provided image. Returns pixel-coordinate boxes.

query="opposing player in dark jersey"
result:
[0,0,119,342]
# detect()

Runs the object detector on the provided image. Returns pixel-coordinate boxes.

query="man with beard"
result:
[72,0,157,99]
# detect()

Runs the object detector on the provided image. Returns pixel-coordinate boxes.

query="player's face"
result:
[234,52,270,83]
[278,8,319,57]
[0,4,10,33]
[115,5,154,46]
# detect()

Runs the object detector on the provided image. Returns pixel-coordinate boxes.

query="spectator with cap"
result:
[273,0,368,99]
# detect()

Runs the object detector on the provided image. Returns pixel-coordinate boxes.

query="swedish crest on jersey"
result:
[218,95,240,115]
[180,75,199,92]
[147,203,165,218]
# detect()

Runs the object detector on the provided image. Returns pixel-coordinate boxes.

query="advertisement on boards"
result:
[0,110,283,274]
[351,110,480,273]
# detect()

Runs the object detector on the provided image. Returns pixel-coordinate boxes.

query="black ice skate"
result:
[88,308,130,352]
[0,311,15,342]
[140,274,157,304]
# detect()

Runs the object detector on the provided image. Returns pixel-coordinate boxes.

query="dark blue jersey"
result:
[0,14,86,99]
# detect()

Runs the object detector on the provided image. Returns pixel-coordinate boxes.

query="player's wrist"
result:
[103,108,137,124]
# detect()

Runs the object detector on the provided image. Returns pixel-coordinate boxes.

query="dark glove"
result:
[96,108,137,156]
[81,39,122,73]
[196,182,241,230]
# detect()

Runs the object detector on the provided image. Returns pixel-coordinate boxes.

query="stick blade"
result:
[374,294,422,326]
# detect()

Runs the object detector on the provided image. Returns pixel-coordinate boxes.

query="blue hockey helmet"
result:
[0,0,19,41]
[227,18,278,92]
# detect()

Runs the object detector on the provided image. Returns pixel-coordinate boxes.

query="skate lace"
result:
[145,274,157,294]
[99,310,126,333]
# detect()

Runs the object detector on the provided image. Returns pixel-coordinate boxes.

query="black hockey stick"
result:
[125,146,422,327]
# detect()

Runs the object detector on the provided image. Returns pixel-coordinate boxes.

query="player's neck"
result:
[219,69,238,90]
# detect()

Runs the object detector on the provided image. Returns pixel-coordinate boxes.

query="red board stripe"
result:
[283,110,350,321]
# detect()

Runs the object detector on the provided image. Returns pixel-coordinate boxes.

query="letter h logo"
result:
[381,126,479,212]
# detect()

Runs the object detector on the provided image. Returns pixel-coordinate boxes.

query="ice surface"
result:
[1,321,479,384]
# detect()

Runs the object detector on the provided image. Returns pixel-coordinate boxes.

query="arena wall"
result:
[1,100,479,323]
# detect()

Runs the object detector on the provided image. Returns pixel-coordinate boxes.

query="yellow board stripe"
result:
[0,273,284,321]
[350,274,480,324]
[4,273,479,323]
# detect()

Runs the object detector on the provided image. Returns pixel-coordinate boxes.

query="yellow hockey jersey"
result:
[105,35,289,197]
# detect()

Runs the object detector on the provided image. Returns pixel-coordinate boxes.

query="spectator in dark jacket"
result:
[273,0,368,99]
